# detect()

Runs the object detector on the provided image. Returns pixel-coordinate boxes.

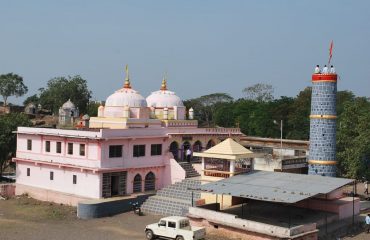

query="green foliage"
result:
[337,97,370,179]
[285,87,311,140]
[0,113,32,176]
[86,102,101,117]
[0,73,28,106]
[183,93,233,127]
[23,94,40,106]
[38,75,91,114]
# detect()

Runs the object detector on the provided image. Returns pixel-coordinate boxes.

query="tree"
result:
[0,113,32,176]
[243,83,274,102]
[184,93,233,127]
[214,102,235,127]
[86,101,101,117]
[38,75,91,114]
[286,87,311,140]
[23,94,40,106]
[337,97,370,179]
[336,90,355,117]
[0,73,28,106]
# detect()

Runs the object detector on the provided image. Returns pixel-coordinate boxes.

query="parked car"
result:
[145,216,206,240]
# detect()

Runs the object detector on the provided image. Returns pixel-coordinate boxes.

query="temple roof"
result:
[193,138,259,160]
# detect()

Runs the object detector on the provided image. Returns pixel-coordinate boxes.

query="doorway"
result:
[111,176,119,196]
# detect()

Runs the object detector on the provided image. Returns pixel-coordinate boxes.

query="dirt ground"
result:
[1,195,370,240]
[0,196,232,240]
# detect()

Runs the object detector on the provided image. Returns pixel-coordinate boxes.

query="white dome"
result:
[105,88,147,108]
[146,90,184,108]
[62,99,76,109]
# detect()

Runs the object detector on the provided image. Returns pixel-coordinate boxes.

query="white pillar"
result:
[189,107,194,120]
[201,157,205,171]
[230,160,235,177]
[163,108,168,120]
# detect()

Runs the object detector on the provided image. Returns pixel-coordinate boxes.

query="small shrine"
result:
[193,138,257,178]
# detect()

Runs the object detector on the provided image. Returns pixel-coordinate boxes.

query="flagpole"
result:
[328,40,333,67]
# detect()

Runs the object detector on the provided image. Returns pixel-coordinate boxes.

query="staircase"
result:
[178,162,201,178]
[141,178,201,216]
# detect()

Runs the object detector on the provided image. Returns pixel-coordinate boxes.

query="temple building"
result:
[13,66,242,205]
[58,99,79,127]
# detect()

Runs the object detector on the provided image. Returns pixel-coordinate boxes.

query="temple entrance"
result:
[182,141,191,161]
[102,171,127,198]
[111,176,119,196]
[144,172,155,191]
[169,141,179,160]
[192,141,202,162]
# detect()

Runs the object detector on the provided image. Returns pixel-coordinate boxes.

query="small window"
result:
[56,142,62,153]
[133,145,145,157]
[45,141,50,152]
[27,168,30,176]
[151,144,162,156]
[27,139,32,151]
[159,220,166,227]
[109,145,122,158]
[50,171,54,180]
[79,144,85,156]
[168,221,176,228]
[68,143,73,155]
[180,220,189,228]
[73,175,77,184]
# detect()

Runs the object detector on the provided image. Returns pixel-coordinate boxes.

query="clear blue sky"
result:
[1,0,369,105]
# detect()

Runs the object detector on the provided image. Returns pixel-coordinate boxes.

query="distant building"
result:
[24,103,37,115]
[58,99,79,127]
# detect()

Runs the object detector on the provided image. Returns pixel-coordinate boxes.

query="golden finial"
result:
[160,72,167,91]
[124,64,131,89]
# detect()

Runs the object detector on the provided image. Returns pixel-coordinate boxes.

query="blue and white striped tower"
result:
[308,72,338,177]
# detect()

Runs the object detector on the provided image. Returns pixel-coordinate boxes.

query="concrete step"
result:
[141,179,201,216]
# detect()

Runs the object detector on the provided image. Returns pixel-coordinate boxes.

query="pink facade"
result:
[14,73,242,204]
[14,126,241,203]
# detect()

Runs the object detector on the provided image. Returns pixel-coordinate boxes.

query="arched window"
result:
[144,172,155,191]
[206,140,216,149]
[169,141,179,160]
[133,174,142,193]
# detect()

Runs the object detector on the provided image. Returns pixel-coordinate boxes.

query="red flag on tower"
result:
[328,40,334,65]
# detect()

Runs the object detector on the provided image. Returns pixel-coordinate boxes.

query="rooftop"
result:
[194,170,353,204]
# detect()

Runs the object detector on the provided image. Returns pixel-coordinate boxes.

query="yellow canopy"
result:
[193,138,261,160]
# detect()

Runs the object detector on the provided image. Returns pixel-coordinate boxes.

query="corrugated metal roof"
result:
[195,171,353,204]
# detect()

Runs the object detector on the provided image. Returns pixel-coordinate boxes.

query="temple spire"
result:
[124,64,131,89]
[160,72,167,91]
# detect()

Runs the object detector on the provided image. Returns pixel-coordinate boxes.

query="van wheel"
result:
[176,236,184,240]
[145,230,154,240]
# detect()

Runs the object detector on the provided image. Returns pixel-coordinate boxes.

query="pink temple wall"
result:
[16,162,101,199]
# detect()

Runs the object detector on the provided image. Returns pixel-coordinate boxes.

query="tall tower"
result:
[308,71,338,177]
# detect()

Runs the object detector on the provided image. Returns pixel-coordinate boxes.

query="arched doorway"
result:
[206,139,216,149]
[169,141,179,160]
[192,141,203,162]
[182,141,191,161]
[144,172,155,191]
[133,174,142,193]
[193,141,202,152]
